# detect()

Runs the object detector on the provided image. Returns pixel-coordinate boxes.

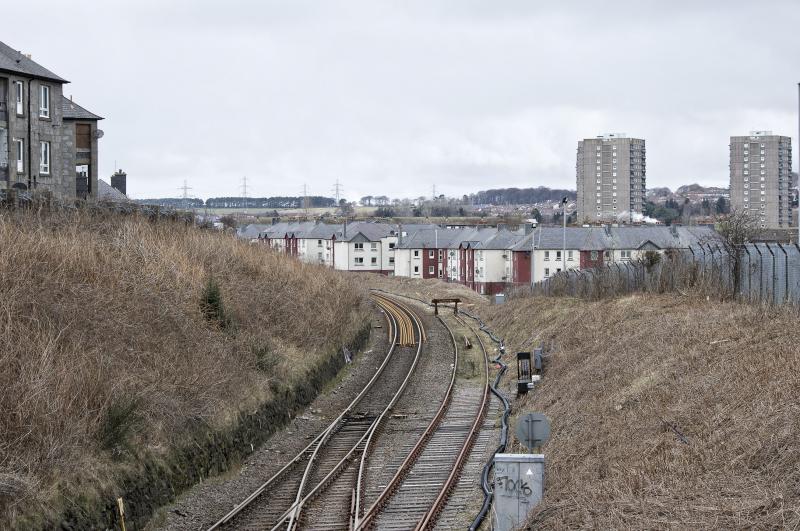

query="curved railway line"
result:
[207,292,492,531]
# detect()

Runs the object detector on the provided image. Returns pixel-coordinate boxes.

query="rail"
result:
[368,287,513,530]
[355,303,490,530]
[207,293,421,530]
[281,294,426,529]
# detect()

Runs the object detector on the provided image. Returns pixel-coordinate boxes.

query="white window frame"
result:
[354,242,364,251]
[15,81,24,115]
[40,141,51,174]
[354,257,364,266]
[14,139,24,173]
[371,256,377,265]
[39,85,50,118]
[428,265,434,275]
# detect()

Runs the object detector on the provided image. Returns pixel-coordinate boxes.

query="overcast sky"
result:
[5,1,799,200]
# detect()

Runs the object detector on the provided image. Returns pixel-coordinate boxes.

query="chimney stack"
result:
[111,169,127,195]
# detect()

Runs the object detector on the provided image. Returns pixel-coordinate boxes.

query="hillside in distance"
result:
[472,187,577,205]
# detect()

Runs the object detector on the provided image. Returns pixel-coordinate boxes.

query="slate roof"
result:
[62,96,103,120]
[97,179,129,202]
[0,41,67,83]
[397,225,720,252]
[336,221,398,242]
[238,224,273,239]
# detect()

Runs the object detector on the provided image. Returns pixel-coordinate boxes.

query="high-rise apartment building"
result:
[729,131,792,228]
[576,133,646,223]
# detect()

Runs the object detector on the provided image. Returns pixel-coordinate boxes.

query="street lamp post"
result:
[530,218,538,290]
[562,197,568,273]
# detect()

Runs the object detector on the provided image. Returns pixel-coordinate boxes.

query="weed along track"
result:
[208,293,425,530]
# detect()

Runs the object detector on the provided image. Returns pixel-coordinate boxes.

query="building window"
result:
[413,250,419,257]
[389,257,395,264]
[14,139,24,173]
[544,251,550,261]
[555,251,561,260]
[590,250,598,260]
[14,81,24,115]
[371,257,377,265]
[544,268,550,277]
[414,265,419,273]
[428,265,434,274]
[39,85,50,118]
[354,243,364,251]
[567,250,574,261]
[370,242,378,250]
[40,141,50,174]
[317,239,323,247]
[389,242,395,249]
[621,250,631,260]
[354,257,364,265]
[428,250,434,258]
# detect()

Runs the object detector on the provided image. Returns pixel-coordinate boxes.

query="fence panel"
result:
[786,244,800,306]
[770,243,788,305]
[756,244,775,304]
[530,242,800,308]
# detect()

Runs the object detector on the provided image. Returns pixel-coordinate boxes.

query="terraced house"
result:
[0,41,102,200]
[241,221,719,295]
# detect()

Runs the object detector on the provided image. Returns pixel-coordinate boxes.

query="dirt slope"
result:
[482,294,800,529]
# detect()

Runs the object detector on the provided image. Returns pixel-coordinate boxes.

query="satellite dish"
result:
[93,129,105,139]
[515,413,551,449]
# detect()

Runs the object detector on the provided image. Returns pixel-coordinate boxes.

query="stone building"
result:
[0,40,102,200]
[729,131,793,229]
[576,133,647,224]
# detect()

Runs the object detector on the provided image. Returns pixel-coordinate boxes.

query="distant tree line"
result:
[136,196,336,209]
[135,198,205,208]
[472,187,577,205]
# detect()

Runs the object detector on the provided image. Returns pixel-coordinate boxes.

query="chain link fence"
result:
[532,243,800,307]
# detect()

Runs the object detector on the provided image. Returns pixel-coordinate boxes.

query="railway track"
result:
[208,292,491,531]
[355,311,491,530]
[208,294,424,531]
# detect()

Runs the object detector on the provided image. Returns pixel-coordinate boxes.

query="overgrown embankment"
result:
[0,208,368,529]
[483,293,800,529]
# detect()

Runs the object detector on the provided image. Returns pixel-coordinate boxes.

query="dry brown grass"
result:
[482,294,800,529]
[0,208,367,526]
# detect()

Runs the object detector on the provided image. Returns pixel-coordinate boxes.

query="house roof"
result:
[336,221,398,242]
[62,96,103,120]
[238,224,274,239]
[97,179,129,202]
[0,41,68,83]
